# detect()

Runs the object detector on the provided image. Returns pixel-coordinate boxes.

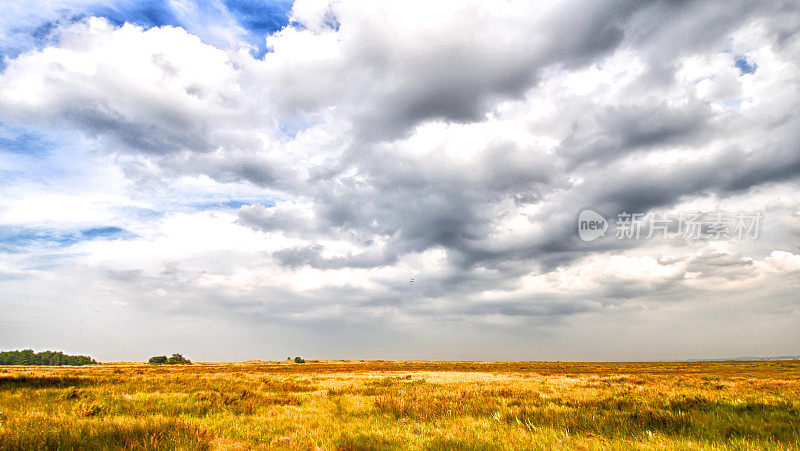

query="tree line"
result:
[0,349,97,366]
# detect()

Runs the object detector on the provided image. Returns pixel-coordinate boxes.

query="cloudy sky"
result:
[1,0,798,362]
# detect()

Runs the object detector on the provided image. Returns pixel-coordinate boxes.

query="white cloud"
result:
[1,1,799,360]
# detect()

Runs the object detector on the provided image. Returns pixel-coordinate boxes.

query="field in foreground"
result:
[1,360,799,450]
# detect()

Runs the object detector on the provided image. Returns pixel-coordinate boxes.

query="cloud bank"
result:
[0,0,798,361]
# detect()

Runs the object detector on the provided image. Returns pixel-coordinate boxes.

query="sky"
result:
[0,0,798,362]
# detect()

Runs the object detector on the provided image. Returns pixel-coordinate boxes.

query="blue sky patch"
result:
[87,1,182,29]
[223,0,293,57]
[0,228,79,251]
[0,124,52,156]
[734,55,757,75]
[0,0,294,66]
[191,199,275,211]
[115,206,164,221]
[0,226,134,252]
[224,0,293,34]
[80,226,131,239]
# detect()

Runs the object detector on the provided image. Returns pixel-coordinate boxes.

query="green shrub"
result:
[167,354,191,365]
[148,354,191,365]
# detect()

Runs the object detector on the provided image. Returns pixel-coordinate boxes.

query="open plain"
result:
[0,360,799,449]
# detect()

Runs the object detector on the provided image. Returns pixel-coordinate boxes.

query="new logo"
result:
[578,209,608,242]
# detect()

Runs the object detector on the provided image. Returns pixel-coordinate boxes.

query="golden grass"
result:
[0,360,798,449]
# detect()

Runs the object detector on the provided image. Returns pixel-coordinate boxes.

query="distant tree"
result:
[167,353,191,365]
[148,354,191,365]
[20,349,34,365]
[294,356,305,364]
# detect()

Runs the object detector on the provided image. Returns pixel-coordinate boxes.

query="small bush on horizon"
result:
[167,353,191,364]
[294,357,305,364]
[148,354,191,365]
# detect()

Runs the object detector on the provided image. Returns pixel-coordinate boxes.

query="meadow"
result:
[0,360,798,450]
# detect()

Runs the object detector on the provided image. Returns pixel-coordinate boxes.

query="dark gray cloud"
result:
[226,1,800,284]
[62,105,213,154]
[273,0,648,141]
[560,102,714,168]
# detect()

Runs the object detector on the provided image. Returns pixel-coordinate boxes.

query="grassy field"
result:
[0,360,798,450]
